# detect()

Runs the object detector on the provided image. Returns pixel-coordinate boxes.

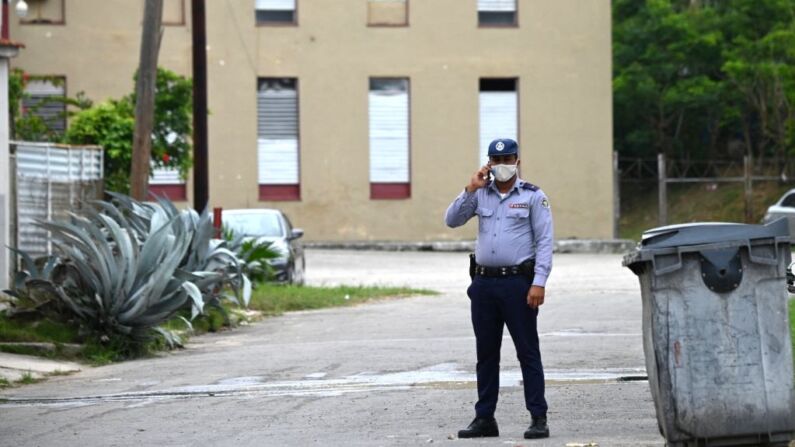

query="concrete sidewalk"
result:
[0,352,81,382]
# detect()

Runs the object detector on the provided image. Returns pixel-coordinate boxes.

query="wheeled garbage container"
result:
[623,218,795,447]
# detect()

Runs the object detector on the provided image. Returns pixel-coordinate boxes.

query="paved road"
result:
[0,250,662,446]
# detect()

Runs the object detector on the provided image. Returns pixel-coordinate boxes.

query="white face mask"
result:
[491,163,517,182]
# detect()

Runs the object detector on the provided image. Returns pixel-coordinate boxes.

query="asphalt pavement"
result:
[0,250,662,447]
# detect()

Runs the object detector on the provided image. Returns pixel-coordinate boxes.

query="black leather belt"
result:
[474,260,535,278]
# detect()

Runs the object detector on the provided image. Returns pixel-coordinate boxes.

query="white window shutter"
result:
[369,82,409,183]
[258,81,299,184]
[258,139,299,184]
[479,91,518,163]
[150,165,183,185]
[256,0,295,11]
[478,0,516,12]
[23,80,66,134]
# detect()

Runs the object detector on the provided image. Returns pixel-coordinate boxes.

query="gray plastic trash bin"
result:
[623,218,795,447]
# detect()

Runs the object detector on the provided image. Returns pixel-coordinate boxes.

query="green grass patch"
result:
[16,371,44,385]
[249,284,437,315]
[0,377,10,389]
[0,344,55,358]
[0,317,79,344]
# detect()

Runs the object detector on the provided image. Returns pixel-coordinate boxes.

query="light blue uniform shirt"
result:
[445,178,554,287]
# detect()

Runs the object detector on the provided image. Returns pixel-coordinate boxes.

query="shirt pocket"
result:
[475,207,494,234]
[506,208,530,230]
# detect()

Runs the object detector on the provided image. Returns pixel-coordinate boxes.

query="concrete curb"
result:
[0,352,81,382]
[305,239,637,254]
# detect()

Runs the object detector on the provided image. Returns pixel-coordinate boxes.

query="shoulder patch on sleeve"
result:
[521,182,539,191]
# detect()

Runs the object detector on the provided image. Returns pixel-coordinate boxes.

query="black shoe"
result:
[458,417,499,438]
[524,416,549,439]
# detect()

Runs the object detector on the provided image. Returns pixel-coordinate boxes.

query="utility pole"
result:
[1,0,9,40]
[658,153,667,227]
[744,155,753,223]
[130,0,163,200]
[192,0,209,212]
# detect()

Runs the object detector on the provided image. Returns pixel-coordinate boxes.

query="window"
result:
[20,0,65,24]
[368,0,408,27]
[781,193,795,208]
[256,0,296,25]
[257,78,300,201]
[478,0,516,27]
[479,78,518,163]
[149,164,187,201]
[162,0,186,26]
[23,78,66,136]
[369,78,410,199]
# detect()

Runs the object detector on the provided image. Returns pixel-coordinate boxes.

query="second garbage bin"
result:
[624,218,795,447]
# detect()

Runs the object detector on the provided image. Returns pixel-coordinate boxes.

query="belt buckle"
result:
[500,267,507,276]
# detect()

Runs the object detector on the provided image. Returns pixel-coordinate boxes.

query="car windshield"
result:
[782,193,795,208]
[224,213,284,238]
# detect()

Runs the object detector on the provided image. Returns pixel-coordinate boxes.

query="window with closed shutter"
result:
[149,164,187,200]
[368,0,408,26]
[23,79,66,136]
[150,165,182,185]
[478,0,516,26]
[479,78,518,163]
[20,0,65,24]
[256,0,296,25]
[258,78,300,200]
[162,0,186,26]
[369,78,410,199]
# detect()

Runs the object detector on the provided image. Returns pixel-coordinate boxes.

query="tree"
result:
[64,68,193,194]
[719,0,795,165]
[613,0,795,162]
[613,0,725,159]
[130,0,164,200]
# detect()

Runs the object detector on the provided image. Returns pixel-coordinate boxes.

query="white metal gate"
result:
[11,141,104,259]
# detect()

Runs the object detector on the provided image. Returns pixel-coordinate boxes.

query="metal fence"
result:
[617,154,795,226]
[10,141,103,260]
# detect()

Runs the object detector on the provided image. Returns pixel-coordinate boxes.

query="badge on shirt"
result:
[541,199,550,209]
[509,203,529,209]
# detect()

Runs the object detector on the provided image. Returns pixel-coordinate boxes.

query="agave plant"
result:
[179,209,251,309]
[2,249,68,320]
[96,192,251,310]
[24,208,204,344]
[223,227,280,285]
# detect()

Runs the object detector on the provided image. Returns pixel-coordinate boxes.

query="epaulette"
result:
[521,182,539,191]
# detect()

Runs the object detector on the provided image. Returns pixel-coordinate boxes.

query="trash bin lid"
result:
[639,218,789,250]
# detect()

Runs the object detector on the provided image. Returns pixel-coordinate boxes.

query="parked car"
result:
[763,188,795,238]
[221,209,305,285]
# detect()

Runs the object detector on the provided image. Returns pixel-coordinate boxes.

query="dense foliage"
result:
[614,0,795,163]
[63,68,193,193]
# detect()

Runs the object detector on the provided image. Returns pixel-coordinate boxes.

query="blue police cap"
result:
[487,138,519,157]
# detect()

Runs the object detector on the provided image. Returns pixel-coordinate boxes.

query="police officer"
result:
[445,138,553,440]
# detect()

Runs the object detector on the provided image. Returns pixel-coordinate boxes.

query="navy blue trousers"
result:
[467,275,548,418]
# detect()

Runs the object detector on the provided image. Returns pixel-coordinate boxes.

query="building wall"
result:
[10,0,613,241]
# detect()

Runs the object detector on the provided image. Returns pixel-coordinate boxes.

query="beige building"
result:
[9,0,613,241]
